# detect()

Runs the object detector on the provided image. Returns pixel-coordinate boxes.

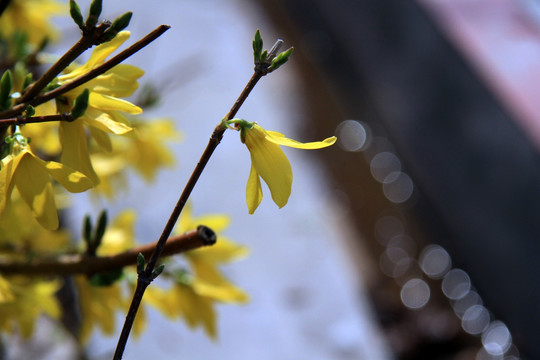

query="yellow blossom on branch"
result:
[0,0,64,46]
[53,31,144,183]
[227,120,336,214]
[0,137,93,230]
[0,276,61,338]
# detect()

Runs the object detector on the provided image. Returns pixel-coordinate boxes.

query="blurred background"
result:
[13,0,540,359]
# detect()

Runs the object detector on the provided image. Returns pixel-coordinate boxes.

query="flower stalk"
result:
[112,38,285,360]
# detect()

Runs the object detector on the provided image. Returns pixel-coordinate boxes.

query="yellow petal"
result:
[13,153,58,230]
[89,126,113,151]
[83,64,144,98]
[84,108,133,135]
[89,92,142,114]
[41,160,94,193]
[245,125,292,209]
[265,130,337,149]
[59,121,100,184]
[0,154,22,220]
[246,162,263,214]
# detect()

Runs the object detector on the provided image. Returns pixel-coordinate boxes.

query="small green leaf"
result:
[71,88,89,120]
[270,47,294,71]
[253,29,263,63]
[83,214,92,245]
[136,253,145,274]
[93,209,108,249]
[85,0,102,28]
[70,0,85,31]
[89,269,124,287]
[0,70,13,101]
[22,73,33,91]
[100,12,132,42]
[260,50,268,64]
[152,264,165,280]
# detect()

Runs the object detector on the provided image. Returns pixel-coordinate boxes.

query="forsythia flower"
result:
[55,31,144,183]
[144,205,248,338]
[0,138,93,230]
[230,120,336,214]
[0,0,64,45]
[0,276,61,338]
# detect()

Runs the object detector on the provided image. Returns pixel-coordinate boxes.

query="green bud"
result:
[260,50,268,64]
[152,264,165,280]
[71,88,89,120]
[22,73,33,91]
[136,253,145,274]
[85,0,102,28]
[100,12,132,42]
[83,214,93,244]
[253,29,263,63]
[93,209,108,250]
[69,0,85,31]
[1,70,13,101]
[270,47,294,71]
[25,105,35,117]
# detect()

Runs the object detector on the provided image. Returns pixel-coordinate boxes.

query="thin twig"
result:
[0,227,215,276]
[0,113,73,126]
[0,25,170,120]
[17,22,111,104]
[113,68,267,360]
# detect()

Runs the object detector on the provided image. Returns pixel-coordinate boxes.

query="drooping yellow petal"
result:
[13,153,58,230]
[246,162,263,214]
[245,125,292,209]
[59,121,100,184]
[41,160,94,193]
[265,130,337,149]
[89,126,113,152]
[84,108,133,135]
[89,92,142,114]
[0,154,22,220]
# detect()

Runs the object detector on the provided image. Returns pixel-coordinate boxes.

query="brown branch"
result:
[113,62,269,360]
[0,226,216,276]
[17,22,111,104]
[0,25,170,120]
[0,113,73,126]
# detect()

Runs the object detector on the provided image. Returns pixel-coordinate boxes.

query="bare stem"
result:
[112,69,266,360]
[0,113,73,126]
[0,25,170,120]
[0,227,215,276]
[17,22,111,104]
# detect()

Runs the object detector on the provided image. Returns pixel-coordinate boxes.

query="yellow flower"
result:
[179,206,249,304]
[54,31,144,183]
[0,140,93,230]
[124,118,181,182]
[74,275,125,342]
[0,194,70,256]
[233,120,336,214]
[0,276,61,338]
[143,205,248,338]
[0,0,64,46]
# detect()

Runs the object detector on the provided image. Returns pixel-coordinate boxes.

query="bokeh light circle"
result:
[400,278,430,310]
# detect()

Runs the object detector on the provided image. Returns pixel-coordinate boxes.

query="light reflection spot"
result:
[336,120,368,151]
[400,278,430,310]
[370,152,401,182]
[482,321,512,356]
[462,305,490,335]
[442,269,471,300]
[383,171,414,203]
[420,245,451,279]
